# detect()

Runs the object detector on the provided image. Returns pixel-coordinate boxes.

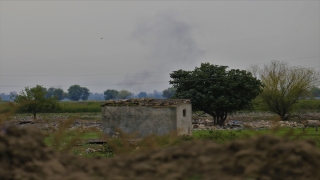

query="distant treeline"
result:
[2,86,319,102]
[0,85,177,101]
[3,99,320,114]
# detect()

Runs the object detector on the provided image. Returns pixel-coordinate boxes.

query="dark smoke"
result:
[123,12,205,93]
[133,12,204,65]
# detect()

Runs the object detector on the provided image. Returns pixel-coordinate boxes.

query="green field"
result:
[2,99,320,158]
[0,101,104,114]
[2,98,320,114]
[58,101,103,113]
[44,126,320,158]
[194,127,320,142]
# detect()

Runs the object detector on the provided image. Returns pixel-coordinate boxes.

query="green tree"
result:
[104,89,119,100]
[151,90,162,99]
[0,92,17,101]
[137,92,147,98]
[46,87,64,100]
[117,90,133,99]
[10,91,17,101]
[68,85,83,101]
[310,86,320,97]
[81,87,90,101]
[62,92,69,100]
[45,87,55,99]
[67,85,90,101]
[162,87,176,98]
[255,61,320,120]
[170,63,262,126]
[88,92,104,100]
[53,88,64,100]
[14,85,60,119]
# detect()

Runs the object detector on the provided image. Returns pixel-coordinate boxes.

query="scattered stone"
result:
[101,98,191,107]
[85,148,96,153]
[193,120,306,131]
[193,124,199,128]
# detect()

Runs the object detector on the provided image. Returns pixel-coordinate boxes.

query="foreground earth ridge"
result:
[1,125,320,180]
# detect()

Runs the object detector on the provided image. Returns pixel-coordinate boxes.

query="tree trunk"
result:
[280,113,289,120]
[217,117,225,126]
[207,112,217,125]
[32,112,36,120]
[213,116,217,125]
[279,111,289,120]
[217,112,228,126]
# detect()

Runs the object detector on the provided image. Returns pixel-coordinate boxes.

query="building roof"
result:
[100,98,190,107]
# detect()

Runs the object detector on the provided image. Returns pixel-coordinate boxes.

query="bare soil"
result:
[1,125,320,180]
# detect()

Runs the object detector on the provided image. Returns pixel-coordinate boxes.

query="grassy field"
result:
[58,101,103,113]
[2,99,320,158]
[44,126,320,158]
[194,127,319,142]
[0,101,104,114]
[2,98,320,114]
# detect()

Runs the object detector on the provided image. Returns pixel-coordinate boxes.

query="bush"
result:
[292,99,320,113]
[198,131,238,143]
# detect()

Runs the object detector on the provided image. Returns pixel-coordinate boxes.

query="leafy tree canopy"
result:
[117,90,133,99]
[310,86,320,97]
[46,87,64,100]
[150,90,162,99]
[88,92,104,100]
[104,89,119,100]
[162,87,176,99]
[252,61,320,120]
[81,87,90,101]
[103,89,133,100]
[137,92,147,98]
[170,63,262,126]
[45,88,55,99]
[14,85,61,119]
[67,85,90,101]
[0,92,17,101]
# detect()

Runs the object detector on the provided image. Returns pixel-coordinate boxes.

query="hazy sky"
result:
[0,1,319,94]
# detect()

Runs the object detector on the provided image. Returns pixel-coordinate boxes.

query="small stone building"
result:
[101,98,192,137]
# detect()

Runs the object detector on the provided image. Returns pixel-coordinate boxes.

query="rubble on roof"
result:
[100,98,190,107]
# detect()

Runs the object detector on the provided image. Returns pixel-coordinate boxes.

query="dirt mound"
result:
[1,126,320,180]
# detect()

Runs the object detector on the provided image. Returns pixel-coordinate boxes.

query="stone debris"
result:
[41,124,59,132]
[4,117,103,133]
[7,117,308,132]
[101,98,191,107]
[112,131,120,138]
[4,113,315,133]
[8,114,101,122]
[85,148,96,153]
[193,119,305,131]
[244,120,304,129]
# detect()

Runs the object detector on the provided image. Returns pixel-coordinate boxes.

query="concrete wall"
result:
[102,104,192,137]
[176,104,193,135]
